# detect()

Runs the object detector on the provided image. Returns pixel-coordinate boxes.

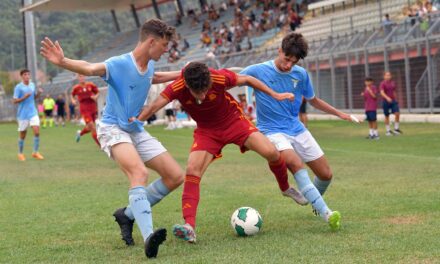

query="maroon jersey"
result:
[161,68,243,129]
[363,85,378,111]
[72,82,98,113]
[379,80,396,100]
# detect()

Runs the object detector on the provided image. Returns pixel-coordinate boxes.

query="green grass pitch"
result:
[0,121,439,263]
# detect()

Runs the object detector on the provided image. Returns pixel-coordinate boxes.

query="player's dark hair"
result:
[281,33,308,59]
[183,62,211,92]
[20,69,30,76]
[365,77,374,82]
[140,19,175,41]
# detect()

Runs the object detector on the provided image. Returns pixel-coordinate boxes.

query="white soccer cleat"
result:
[350,114,360,123]
[282,187,309,206]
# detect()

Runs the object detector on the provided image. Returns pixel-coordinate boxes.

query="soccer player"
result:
[71,74,100,145]
[164,101,177,130]
[40,19,185,258]
[133,61,307,243]
[240,33,359,230]
[42,93,55,128]
[12,69,44,161]
[380,71,402,135]
[55,94,66,127]
[361,77,379,139]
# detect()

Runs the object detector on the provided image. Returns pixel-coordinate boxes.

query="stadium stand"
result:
[1,0,438,123]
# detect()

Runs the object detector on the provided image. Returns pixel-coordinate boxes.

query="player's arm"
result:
[152,71,181,84]
[236,74,294,101]
[91,84,100,101]
[380,89,392,103]
[366,87,376,98]
[135,95,170,122]
[40,37,106,76]
[12,94,31,104]
[308,97,360,123]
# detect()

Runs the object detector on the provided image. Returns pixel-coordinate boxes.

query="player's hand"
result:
[128,116,137,123]
[38,88,44,94]
[40,37,65,66]
[274,92,295,101]
[23,93,32,99]
[386,98,392,103]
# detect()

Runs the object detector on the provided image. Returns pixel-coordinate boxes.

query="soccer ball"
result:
[230,207,263,236]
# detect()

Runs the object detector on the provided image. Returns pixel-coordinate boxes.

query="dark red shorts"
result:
[191,117,259,158]
[81,111,97,124]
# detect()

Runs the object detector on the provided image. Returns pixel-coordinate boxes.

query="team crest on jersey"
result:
[292,79,299,89]
[208,94,217,101]
[185,99,193,105]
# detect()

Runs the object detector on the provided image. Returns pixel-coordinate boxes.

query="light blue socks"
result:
[33,136,40,152]
[294,169,331,220]
[18,139,24,153]
[125,179,170,220]
[313,176,331,195]
[128,186,153,241]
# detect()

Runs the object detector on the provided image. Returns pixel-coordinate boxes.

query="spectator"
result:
[382,14,395,36]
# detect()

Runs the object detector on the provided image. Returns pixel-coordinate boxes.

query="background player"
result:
[361,77,379,139]
[380,71,402,135]
[133,62,307,243]
[55,94,66,127]
[240,33,360,229]
[71,74,100,145]
[12,69,44,161]
[40,19,184,258]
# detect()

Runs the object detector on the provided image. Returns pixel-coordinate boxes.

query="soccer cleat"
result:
[393,129,403,135]
[113,207,135,246]
[327,211,341,231]
[282,187,309,206]
[373,135,380,140]
[365,135,373,139]
[17,153,26,161]
[32,152,44,160]
[385,131,393,136]
[144,228,167,258]
[173,223,197,243]
[75,130,81,142]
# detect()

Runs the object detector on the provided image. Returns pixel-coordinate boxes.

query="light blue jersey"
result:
[240,60,315,136]
[101,52,155,133]
[13,82,38,120]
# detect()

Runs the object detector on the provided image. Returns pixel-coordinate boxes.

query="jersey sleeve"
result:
[379,81,385,92]
[160,82,179,102]
[303,71,315,100]
[71,85,78,96]
[13,85,22,99]
[218,69,237,88]
[239,64,258,78]
[102,56,117,84]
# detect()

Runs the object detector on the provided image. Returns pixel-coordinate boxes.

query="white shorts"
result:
[266,130,324,163]
[96,122,167,162]
[17,115,40,132]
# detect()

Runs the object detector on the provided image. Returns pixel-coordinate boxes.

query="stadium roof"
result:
[20,0,154,12]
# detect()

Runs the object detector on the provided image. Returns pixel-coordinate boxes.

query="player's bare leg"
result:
[244,132,308,205]
[31,125,43,160]
[112,143,166,258]
[18,130,27,161]
[173,150,213,243]
[114,152,184,246]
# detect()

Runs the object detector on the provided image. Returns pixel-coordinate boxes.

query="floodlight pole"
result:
[22,0,38,85]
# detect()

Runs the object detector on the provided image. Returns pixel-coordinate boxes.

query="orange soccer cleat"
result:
[17,153,26,161]
[32,152,44,160]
